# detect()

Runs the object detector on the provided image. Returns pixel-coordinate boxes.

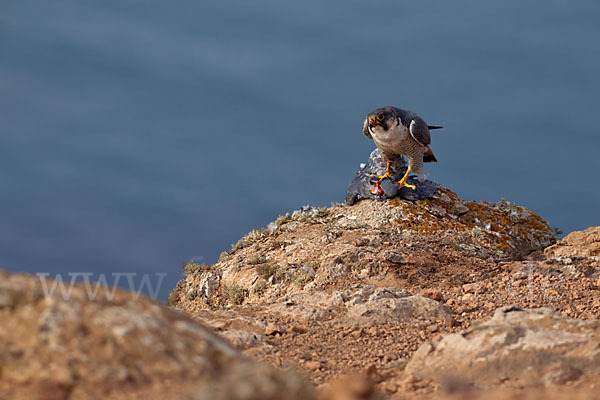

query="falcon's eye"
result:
[376,114,385,121]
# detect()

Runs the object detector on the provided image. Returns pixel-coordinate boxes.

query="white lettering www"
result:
[36,272,167,301]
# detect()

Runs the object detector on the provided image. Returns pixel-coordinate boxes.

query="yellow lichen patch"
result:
[386,187,556,257]
[170,188,557,312]
[388,189,470,235]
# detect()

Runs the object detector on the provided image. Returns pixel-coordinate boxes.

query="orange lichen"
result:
[386,187,556,257]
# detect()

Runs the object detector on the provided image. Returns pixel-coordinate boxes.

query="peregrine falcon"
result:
[362,106,442,193]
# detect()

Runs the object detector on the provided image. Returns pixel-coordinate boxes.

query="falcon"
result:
[362,106,442,192]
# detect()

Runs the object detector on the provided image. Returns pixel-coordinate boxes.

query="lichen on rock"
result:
[163,187,600,399]
[171,186,557,312]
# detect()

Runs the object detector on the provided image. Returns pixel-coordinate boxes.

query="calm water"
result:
[2,1,599,300]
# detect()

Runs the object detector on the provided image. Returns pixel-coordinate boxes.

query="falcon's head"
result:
[362,107,399,138]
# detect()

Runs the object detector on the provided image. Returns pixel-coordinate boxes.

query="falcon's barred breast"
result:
[362,106,441,192]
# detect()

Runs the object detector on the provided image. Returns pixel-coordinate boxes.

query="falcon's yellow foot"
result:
[370,171,393,180]
[395,167,416,190]
[370,161,394,183]
[396,180,416,190]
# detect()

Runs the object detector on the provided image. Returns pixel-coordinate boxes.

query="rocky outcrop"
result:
[5,185,597,399]
[404,306,600,388]
[170,188,557,314]
[0,270,315,400]
[165,188,600,399]
[544,226,600,258]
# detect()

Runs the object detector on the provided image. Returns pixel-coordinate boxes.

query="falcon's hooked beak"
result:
[368,117,379,128]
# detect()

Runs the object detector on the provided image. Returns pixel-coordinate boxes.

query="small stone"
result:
[461,293,475,302]
[462,283,477,293]
[381,380,399,393]
[512,280,526,287]
[329,291,346,306]
[366,326,379,336]
[351,328,364,339]
[421,289,443,302]
[450,201,469,215]
[305,360,322,371]
[292,325,307,334]
[430,205,447,218]
[512,271,528,280]
[264,323,283,336]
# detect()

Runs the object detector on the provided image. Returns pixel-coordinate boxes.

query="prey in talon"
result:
[362,106,442,193]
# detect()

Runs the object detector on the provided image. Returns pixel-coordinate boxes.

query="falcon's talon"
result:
[370,161,394,184]
[369,171,393,180]
[396,181,416,190]
[394,166,416,190]
[362,106,441,197]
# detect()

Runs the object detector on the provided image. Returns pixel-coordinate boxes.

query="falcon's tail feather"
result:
[423,148,437,163]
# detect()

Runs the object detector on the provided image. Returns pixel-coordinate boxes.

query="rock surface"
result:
[166,187,600,399]
[0,271,315,400]
[544,226,600,258]
[4,185,600,399]
[171,187,557,315]
[405,306,600,388]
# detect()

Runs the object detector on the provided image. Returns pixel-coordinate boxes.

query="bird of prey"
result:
[362,106,442,193]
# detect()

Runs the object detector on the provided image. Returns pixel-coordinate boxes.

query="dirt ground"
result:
[170,188,600,399]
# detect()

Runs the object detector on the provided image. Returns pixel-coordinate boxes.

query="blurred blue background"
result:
[2,0,599,300]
